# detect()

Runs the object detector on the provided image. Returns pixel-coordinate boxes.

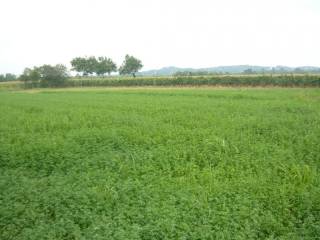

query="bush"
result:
[39,64,69,87]
[20,64,69,88]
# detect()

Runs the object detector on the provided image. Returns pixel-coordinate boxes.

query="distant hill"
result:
[139,65,320,76]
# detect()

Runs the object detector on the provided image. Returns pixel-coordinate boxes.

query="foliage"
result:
[95,57,117,76]
[84,57,98,76]
[119,54,143,77]
[71,56,117,76]
[20,65,68,87]
[70,57,88,76]
[17,73,320,89]
[66,74,320,88]
[173,71,216,76]
[38,64,69,87]
[0,88,320,239]
[19,67,41,88]
[71,56,96,76]
[0,73,17,82]
[243,68,256,74]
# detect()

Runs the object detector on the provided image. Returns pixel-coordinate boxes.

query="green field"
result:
[1,88,320,239]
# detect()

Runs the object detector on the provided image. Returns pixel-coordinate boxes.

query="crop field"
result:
[21,74,320,89]
[0,88,320,239]
[57,74,320,88]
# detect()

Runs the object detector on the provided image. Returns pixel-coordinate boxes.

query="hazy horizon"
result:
[1,0,320,74]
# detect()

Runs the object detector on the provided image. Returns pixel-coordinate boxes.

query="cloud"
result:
[0,0,319,74]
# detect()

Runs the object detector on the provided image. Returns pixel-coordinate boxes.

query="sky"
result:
[0,0,320,74]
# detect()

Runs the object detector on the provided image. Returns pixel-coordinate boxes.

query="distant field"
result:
[0,88,320,239]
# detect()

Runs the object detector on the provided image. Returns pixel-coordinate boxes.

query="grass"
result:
[0,88,320,239]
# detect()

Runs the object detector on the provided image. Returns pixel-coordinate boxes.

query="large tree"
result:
[71,57,96,76]
[38,64,69,87]
[72,56,117,76]
[0,73,17,82]
[70,57,87,76]
[119,55,143,77]
[19,67,41,82]
[85,57,98,76]
[19,65,67,87]
[95,57,117,76]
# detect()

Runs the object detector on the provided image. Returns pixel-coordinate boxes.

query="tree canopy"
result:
[71,56,117,76]
[95,57,117,76]
[19,64,68,87]
[0,73,17,82]
[70,57,88,76]
[39,64,69,87]
[119,55,143,77]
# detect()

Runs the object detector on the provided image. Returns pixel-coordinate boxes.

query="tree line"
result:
[19,54,143,86]
[0,73,17,82]
[20,64,69,87]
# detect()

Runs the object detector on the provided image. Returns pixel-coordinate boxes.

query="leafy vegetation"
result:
[38,64,69,87]
[19,64,69,87]
[11,71,320,89]
[0,73,16,82]
[119,55,143,77]
[71,56,117,76]
[0,88,319,239]
[70,55,142,77]
[65,74,320,88]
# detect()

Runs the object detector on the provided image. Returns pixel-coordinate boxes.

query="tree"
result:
[38,64,68,87]
[0,73,16,82]
[85,57,98,76]
[5,73,16,81]
[119,55,143,77]
[72,56,117,76]
[71,57,87,76]
[19,65,68,87]
[71,56,96,76]
[19,67,41,82]
[95,57,117,76]
[243,68,255,74]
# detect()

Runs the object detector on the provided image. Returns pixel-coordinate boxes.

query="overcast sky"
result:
[1,0,319,74]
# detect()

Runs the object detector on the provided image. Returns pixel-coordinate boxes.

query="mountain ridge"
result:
[139,65,320,76]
